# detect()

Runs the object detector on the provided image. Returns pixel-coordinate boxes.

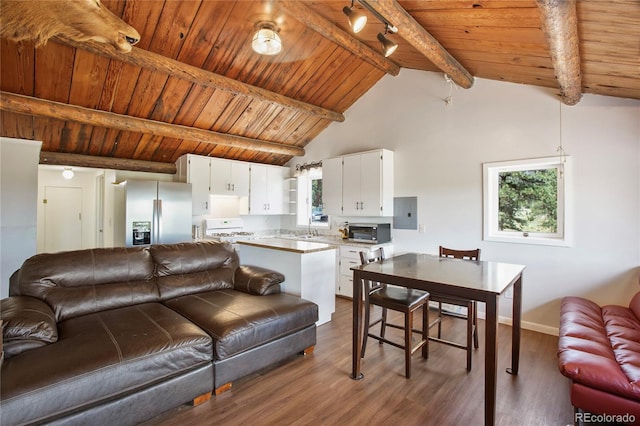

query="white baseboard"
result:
[476,311,559,336]
[430,302,560,336]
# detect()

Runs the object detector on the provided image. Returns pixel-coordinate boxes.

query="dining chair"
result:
[428,246,481,371]
[359,247,429,378]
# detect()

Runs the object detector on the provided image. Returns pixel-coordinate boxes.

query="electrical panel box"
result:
[393,196,418,230]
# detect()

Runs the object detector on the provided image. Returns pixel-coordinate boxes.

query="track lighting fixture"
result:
[343,1,399,57]
[377,25,397,57]
[251,21,282,56]
[343,1,367,33]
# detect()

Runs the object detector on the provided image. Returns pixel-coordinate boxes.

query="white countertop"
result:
[270,235,393,248]
[237,238,338,254]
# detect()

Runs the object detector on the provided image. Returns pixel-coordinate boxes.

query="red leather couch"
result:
[558,293,640,422]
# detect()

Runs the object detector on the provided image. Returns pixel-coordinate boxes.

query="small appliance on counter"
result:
[348,223,391,244]
[338,222,349,239]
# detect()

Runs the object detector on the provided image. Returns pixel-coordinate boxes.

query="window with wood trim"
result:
[483,156,572,246]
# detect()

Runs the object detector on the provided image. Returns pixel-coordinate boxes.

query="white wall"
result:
[288,70,640,332]
[1,138,42,298]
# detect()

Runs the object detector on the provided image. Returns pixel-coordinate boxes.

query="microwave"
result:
[348,223,391,244]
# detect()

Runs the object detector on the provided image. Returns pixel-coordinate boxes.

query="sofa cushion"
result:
[234,265,284,295]
[1,296,57,358]
[0,303,212,426]
[164,290,318,360]
[558,296,640,402]
[151,241,239,300]
[11,246,158,321]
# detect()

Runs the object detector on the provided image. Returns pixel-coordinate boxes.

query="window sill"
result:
[484,234,571,247]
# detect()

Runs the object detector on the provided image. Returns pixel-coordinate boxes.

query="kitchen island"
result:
[237,238,337,325]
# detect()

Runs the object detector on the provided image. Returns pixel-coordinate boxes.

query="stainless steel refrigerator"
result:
[124,180,192,246]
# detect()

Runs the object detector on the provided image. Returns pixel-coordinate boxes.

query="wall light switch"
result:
[418,224,425,233]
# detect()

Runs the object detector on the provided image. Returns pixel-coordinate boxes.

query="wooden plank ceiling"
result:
[1,0,638,172]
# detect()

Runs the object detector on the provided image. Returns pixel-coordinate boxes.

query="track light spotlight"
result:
[343,2,367,33]
[377,26,397,57]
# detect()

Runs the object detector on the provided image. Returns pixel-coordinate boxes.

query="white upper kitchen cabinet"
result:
[209,158,250,196]
[175,154,210,216]
[321,156,343,215]
[249,164,289,215]
[325,149,394,217]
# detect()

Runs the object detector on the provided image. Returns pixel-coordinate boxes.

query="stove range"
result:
[204,218,254,243]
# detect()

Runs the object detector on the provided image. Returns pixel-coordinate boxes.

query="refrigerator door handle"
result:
[155,199,163,244]
[152,199,157,244]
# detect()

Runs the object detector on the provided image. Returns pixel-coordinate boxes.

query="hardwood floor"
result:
[145,298,574,426]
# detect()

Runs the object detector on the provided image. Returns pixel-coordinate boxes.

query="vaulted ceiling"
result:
[1,0,638,174]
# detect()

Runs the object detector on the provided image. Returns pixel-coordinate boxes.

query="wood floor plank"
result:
[143,298,573,425]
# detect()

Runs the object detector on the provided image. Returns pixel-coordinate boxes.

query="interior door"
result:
[44,186,82,253]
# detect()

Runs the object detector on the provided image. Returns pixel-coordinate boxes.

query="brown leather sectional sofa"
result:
[558,292,640,422]
[0,241,318,425]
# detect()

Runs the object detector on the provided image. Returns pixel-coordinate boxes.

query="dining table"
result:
[350,252,526,425]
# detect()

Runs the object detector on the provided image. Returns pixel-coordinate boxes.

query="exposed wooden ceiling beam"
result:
[536,0,582,105]
[277,0,400,76]
[363,0,474,89]
[0,92,306,157]
[40,151,176,174]
[54,36,345,123]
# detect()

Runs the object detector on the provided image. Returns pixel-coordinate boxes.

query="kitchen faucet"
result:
[308,218,318,236]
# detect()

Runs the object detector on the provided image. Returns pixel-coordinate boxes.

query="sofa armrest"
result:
[1,296,58,359]
[234,265,284,295]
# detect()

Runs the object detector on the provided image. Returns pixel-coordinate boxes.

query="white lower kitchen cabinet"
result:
[336,243,393,298]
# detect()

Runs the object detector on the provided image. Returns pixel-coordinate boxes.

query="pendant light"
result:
[343,1,367,33]
[377,25,397,57]
[251,21,282,56]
